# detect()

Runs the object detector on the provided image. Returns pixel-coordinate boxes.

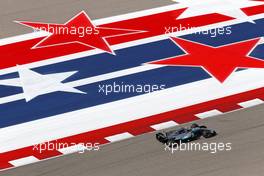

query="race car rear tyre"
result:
[202,130,216,138]
[199,125,207,129]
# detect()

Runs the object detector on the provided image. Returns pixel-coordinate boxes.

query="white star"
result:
[172,0,264,23]
[0,66,85,102]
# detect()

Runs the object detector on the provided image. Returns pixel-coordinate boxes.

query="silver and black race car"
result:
[156,123,217,145]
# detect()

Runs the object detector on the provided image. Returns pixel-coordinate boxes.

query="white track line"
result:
[238,98,264,108]
[9,156,39,167]
[58,144,87,155]
[105,132,134,142]
[195,110,223,119]
[151,121,178,130]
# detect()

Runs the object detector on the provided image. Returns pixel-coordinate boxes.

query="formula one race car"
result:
[156,123,217,145]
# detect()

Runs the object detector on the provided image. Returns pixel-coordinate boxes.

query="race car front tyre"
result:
[156,133,167,144]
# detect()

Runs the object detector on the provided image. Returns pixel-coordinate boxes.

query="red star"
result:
[149,37,264,82]
[15,11,145,55]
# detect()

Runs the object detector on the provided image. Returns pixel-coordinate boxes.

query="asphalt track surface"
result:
[1,0,264,176]
[1,104,264,176]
